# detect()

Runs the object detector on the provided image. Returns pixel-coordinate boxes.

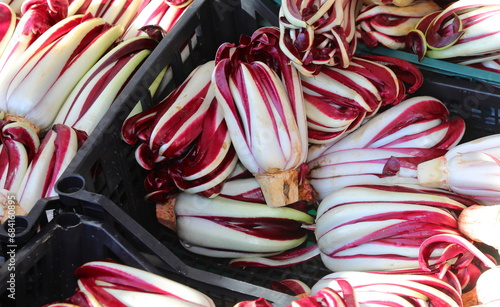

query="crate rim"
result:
[357,44,500,88]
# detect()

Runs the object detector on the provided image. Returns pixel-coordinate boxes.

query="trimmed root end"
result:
[459,204,500,251]
[299,176,318,204]
[392,0,415,6]
[417,156,449,189]
[4,113,40,135]
[255,168,300,208]
[1,204,26,224]
[0,190,27,224]
[156,198,177,232]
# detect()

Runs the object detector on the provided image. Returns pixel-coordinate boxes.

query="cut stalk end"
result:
[392,0,415,6]
[156,198,177,232]
[255,168,300,208]
[417,156,449,189]
[459,204,500,252]
[4,113,40,135]
[0,189,27,223]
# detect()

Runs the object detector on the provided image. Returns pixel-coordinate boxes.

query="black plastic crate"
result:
[0,191,278,307]
[53,0,500,305]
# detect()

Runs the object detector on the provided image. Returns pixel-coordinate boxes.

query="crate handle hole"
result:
[56,175,85,195]
[56,213,81,228]
[3,216,29,234]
